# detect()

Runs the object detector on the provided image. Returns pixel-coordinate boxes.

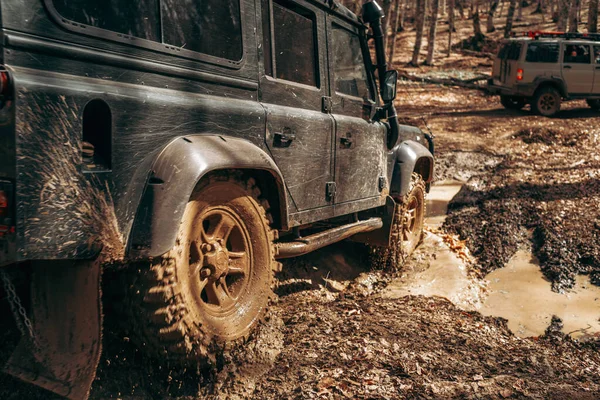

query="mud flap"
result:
[5,260,102,400]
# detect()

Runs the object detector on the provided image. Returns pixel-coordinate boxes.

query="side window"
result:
[525,43,559,63]
[594,46,600,63]
[331,24,371,100]
[50,0,243,63]
[161,0,242,61]
[52,0,160,41]
[563,44,591,63]
[270,0,319,87]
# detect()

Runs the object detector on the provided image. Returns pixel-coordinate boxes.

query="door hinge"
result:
[326,181,336,202]
[322,96,333,113]
[378,176,387,192]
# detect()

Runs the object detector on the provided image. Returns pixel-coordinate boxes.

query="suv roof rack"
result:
[511,30,600,41]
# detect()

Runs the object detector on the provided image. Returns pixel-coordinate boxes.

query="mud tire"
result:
[371,173,426,270]
[500,95,526,110]
[126,172,279,363]
[531,87,561,117]
[586,99,600,110]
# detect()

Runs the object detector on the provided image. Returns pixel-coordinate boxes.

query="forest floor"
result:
[1,4,600,400]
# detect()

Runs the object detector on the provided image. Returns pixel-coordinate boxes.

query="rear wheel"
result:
[126,173,278,363]
[531,87,561,117]
[500,95,526,110]
[586,99,600,109]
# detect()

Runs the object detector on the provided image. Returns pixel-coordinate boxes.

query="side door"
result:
[259,0,334,213]
[325,16,386,204]
[561,43,594,95]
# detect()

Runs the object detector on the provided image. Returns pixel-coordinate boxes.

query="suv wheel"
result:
[500,95,526,110]
[371,173,425,269]
[531,87,561,117]
[586,99,600,110]
[126,172,277,362]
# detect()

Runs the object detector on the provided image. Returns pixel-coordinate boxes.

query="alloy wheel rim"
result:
[188,207,251,316]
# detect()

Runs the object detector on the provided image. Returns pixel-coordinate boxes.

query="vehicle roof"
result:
[504,37,599,45]
[307,0,360,23]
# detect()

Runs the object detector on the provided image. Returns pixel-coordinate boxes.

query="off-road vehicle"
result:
[0,0,434,398]
[488,31,600,117]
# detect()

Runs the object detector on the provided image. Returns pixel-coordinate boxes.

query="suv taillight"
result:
[516,68,524,81]
[0,180,14,237]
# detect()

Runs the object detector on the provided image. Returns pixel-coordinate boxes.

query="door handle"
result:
[340,137,353,148]
[595,66,600,70]
[273,129,295,147]
[563,65,572,69]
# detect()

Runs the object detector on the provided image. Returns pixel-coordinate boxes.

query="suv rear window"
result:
[526,42,559,63]
[498,42,523,60]
[50,0,243,62]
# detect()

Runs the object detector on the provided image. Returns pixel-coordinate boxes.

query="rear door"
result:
[259,0,334,212]
[326,16,386,204]
[561,43,594,95]
[493,41,523,86]
[593,46,600,94]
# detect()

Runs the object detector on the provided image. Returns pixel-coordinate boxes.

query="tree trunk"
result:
[382,0,394,51]
[426,0,440,64]
[517,0,524,21]
[448,0,455,56]
[441,0,447,15]
[504,0,517,37]
[557,0,569,30]
[589,0,598,32]
[411,0,428,65]
[568,0,579,31]
[473,0,484,37]
[500,0,506,19]
[388,0,402,65]
[487,0,499,32]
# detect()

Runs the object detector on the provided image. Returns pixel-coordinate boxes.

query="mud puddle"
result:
[385,181,600,339]
[481,250,600,339]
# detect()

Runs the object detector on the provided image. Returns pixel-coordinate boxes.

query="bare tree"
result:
[557,0,570,30]
[568,0,580,31]
[472,0,484,37]
[388,0,402,65]
[517,0,524,21]
[504,0,517,37]
[411,0,428,65]
[382,0,394,50]
[426,0,441,64]
[589,0,598,32]
[448,0,455,56]
[487,0,499,32]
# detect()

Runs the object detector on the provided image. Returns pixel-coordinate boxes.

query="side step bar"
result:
[275,217,383,259]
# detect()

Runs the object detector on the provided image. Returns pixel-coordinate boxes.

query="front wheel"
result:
[586,99,600,110]
[126,173,278,363]
[531,87,561,117]
[500,95,526,110]
[371,173,426,270]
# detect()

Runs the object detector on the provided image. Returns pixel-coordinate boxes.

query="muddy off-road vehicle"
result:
[0,0,434,398]
[488,31,600,117]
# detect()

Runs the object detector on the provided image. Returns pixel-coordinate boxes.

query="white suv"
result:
[488,31,600,117]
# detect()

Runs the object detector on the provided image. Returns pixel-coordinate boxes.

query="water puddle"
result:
[384,181,600,340]
[481,250,600,339]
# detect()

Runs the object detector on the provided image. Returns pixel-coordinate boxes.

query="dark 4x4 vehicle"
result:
[0,0,434,397]
[489,31,600,117]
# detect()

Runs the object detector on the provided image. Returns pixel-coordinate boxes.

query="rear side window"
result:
[526,42,559,63]
[52,0,160,41]
[497,42,522,60]
[271,0,319,87]
[161,0,242,61]
[331,25,371,100]
[50,0,243,62]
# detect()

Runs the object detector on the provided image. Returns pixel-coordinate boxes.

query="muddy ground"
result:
[2,3,600,399]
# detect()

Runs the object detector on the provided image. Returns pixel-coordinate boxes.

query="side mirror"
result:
[381,70,398,103]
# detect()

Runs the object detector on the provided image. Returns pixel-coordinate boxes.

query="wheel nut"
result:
[201,243,213,253]
[200,268,211,279]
